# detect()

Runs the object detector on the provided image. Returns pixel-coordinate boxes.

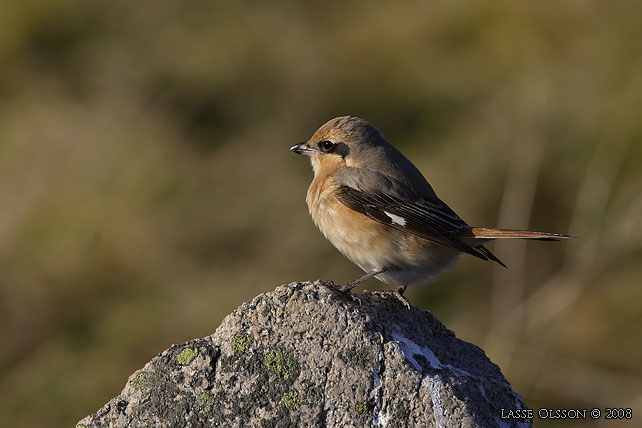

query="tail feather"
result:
[476,245,507,268]
[464,227,574,241]
[458,227,573,268]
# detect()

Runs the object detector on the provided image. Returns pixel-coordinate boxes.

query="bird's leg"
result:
[337,269,386,293]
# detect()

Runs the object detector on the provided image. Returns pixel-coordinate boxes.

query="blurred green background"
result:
[1,1,641,427]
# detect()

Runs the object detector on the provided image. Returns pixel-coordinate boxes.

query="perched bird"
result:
[290,116,571,307]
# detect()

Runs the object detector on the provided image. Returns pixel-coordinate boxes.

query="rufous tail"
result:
[463,227,574,241]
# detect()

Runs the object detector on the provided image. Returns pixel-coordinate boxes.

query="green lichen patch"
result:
[231,333,252,353]
[129,367,169,390]
[263,349,300,381]
[356,401,370,414]
[130,373,146,388]
[279,390,300,410]
[176,347,198,365]
[196,392,215,414]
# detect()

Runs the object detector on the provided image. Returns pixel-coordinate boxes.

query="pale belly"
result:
[306,181,460,287]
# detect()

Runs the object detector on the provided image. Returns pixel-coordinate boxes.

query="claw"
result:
[346,292,362,305]
[373,286,411,309]
[336,286,361,305]
[393,290,411,310]
[319,280,361,304]
[337,283,356,293]
[319,280,336,288]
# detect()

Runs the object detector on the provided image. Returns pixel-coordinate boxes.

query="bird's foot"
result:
[336,280,358,293]
[318,279,336,289]
[319,280,361,304]
[373,286,410,310]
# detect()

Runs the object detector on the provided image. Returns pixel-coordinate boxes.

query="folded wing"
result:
[335,184,505,265]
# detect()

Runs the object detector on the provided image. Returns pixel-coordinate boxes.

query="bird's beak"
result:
[290,142,315,156]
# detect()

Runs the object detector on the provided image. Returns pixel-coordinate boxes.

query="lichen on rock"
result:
[279,390,300,410]
[78,281,532,428]
[263,349,299,381]
[175,347,198,365]
[230,333,252,353]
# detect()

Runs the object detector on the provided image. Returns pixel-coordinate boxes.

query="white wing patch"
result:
[384,211,406,226]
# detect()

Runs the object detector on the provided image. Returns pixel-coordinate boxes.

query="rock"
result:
[77,281,531,428]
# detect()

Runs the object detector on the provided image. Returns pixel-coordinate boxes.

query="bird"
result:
[290,116,571,307]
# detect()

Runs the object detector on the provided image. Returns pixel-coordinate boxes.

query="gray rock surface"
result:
[77,281,532,428]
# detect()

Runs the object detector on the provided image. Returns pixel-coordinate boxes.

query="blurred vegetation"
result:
[1,1,641,427]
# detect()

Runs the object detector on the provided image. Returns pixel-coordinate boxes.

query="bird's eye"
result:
[319,140,335,152]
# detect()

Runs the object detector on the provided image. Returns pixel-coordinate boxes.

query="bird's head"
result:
[290,116,388,175]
